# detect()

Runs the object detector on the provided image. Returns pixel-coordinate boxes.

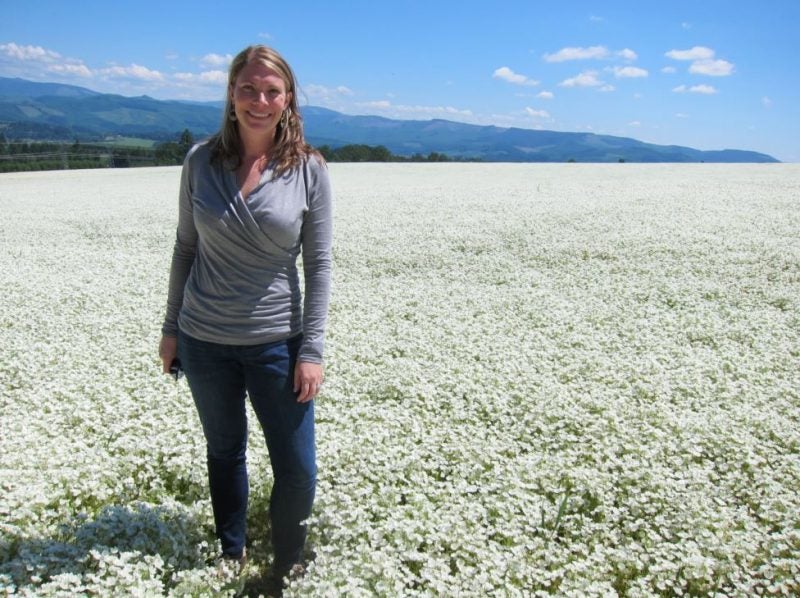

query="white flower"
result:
[1,164,798,594]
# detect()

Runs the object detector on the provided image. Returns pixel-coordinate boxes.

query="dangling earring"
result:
[229,106,237,122]
[280,108,291,128]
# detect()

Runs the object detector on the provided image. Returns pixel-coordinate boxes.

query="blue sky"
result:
[2,0,798,161]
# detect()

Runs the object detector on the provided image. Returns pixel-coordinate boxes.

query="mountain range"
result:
[0,76,779,163]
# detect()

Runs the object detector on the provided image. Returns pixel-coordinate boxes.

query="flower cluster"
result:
[1,163,798,596]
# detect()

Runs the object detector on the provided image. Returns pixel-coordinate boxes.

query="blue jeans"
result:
[177,330,316,570]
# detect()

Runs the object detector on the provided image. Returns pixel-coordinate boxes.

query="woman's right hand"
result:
[159,335,178,374]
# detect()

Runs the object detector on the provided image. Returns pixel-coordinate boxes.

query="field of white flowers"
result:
[1,162,799,596]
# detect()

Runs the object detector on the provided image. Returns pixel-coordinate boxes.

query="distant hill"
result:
[0,77,221,140]
[0,76,779,163]
[0,77,100,99]
[301,107,778,163]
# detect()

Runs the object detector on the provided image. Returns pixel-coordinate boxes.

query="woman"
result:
[158,45,332,583]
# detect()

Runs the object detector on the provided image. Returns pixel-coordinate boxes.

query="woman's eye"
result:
[238,85,283,99]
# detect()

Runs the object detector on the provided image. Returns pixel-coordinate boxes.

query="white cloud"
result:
[357,100,472,119]
[762,96,773,108]
[628,121,641,127]
[174,70,227,85]
[48,63,92,78]
[397,104,473,117]
[199,70,227,84]
[360,100,391,109]
[525,107,550,118]
[599,84,615,92]
[544,46,610,62]
[681,22,692,30]
[559,70,606,88]
[673,84,718,95]
[537,91,554,100]
[0,42,97,82]
[560,71,599,87]
[258,32,273,40]
[200,53,233,68]
[617,48,638,61]
[611,66,648,78]
[661,66,677,74]
[0,42,60,62]
[492,66,539,87]
[665,46,715,61]
[305,84,356,103]
[689,59,734,76]
[675,113,689,118]
[665,46,734,78]
[100,64,165,81]
[0,41,243,99]
[590,15,605,23]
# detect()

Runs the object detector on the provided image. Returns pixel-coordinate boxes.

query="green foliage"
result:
[317,143,467,163]
[100,137,158,149]
[1,135,464,172]
[317,143,393,162]
[179,129,193,147]
[152,129,194,166]
[0,130,194,172]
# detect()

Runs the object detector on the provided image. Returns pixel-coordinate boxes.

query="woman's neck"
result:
[240,134,274,161]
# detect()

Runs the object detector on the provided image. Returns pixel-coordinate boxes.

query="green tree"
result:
[179,129,194,151]
[368,145,391,161]
[335,144,371,162]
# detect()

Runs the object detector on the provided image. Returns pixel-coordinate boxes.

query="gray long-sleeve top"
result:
[162,142,332,363]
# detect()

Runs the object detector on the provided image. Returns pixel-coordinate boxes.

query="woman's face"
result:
[230,61,291,142]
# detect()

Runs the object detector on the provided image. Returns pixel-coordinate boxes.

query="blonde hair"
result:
[208,45,322,177]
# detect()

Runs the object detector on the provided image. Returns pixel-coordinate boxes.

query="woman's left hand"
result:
[294,361,323,403]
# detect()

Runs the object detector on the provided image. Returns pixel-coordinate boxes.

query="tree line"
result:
[0,130,196,173]
[317,144,468,163]
[0,130,472,173]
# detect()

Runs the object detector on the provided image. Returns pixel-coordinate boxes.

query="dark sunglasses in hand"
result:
[170,359,184,381]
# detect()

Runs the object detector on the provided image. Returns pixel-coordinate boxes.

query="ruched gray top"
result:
[162,142,332,363]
